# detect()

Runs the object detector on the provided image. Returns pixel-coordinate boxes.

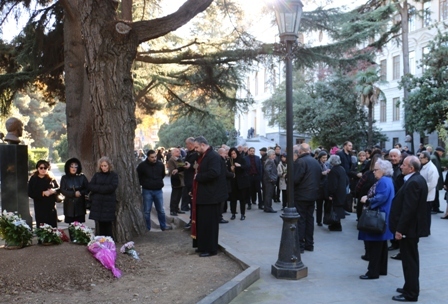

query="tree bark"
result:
[78,0,146,242]
[63,0,96,179]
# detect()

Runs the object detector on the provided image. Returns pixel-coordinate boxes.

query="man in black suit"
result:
[192,136,228,257]
[389,155,428,302]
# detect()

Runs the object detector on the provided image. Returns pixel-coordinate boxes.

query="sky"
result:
[1,0,359,43]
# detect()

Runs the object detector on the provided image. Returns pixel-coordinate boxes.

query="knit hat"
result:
[259,147,267,152]
[436,146,445,153]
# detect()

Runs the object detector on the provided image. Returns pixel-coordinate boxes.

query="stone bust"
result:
[4,117,24,145]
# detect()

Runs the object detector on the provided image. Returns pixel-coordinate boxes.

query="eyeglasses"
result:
[70,165,79,168]
[38,167,48,170]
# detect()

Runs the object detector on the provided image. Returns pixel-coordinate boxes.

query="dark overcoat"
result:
[327,164,348,219]
[60,158,89,220]
[88,171,119,222]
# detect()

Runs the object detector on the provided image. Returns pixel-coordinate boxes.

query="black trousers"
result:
[181,186,192,211]
[248,175,261,205]
[296,200,315,248]
[196,204,220,253]
[315,198,329,224]
[97,221,113,239]
[281,190,287,208]
[170,186,183,212]
[432,189,440,211]
[264,180,275,210]
[400,237,420,300]
[365,240,388,277]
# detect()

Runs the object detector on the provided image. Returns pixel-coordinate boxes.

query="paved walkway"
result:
[219,191,448,304]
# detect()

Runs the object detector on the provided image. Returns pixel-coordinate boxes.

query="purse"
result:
[323,208,339,225]
[357,208,386,234]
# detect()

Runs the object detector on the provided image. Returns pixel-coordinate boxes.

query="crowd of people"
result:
[28,137,446,301]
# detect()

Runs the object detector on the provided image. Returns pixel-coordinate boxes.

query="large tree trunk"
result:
[63,0,96,178]
[368,102,373,148]
[78,0,146,242]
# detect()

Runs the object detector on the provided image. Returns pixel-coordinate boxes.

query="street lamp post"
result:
[271,0,308,280]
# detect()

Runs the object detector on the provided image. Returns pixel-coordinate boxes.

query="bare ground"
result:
[0,230,243,304]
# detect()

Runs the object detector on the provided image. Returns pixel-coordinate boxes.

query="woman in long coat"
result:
[88,156,119,238]
[28,160,59,228]
[358,158,395,279]
[326,155,348,231]
[60,158,89,224]
[228,147,250,220]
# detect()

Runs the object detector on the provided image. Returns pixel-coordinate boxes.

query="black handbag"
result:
[357,208,386,234]
[323,208,339,225]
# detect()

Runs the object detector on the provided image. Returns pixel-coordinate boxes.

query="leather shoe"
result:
[304,246,314,252]
[391,252,402,260]
[177,210,186,214]
[388,245,399,251]
[264,209,277,213]
[219,219,229,224]
[199,251,217,257]
[240,215,246,221]
[162,225,173,231]
[170,212,178,216]
[359,275,378,280]
[396,288,405,294]
[392,295,417,302]
[181,208,190,212]
[258,206,264,209]
[184,221,191,229]
[230,214,236,220]
[247,205,252,210]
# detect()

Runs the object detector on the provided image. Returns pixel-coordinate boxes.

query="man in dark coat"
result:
[182,137,199,213]
[337,141,358,213]
[245,147,263,209]
[389,156,428,302]
[293,143,322,252]
[137,150,171,231]
[192,136,227,257]
[263,149,278,213]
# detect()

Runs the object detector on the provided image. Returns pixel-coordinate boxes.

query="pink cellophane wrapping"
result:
[87,236,121,278]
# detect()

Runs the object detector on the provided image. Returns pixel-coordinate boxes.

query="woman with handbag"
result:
[358,158,395,280]
[60,158,89,224]
[326,155,347,231]
[28,160,59,228]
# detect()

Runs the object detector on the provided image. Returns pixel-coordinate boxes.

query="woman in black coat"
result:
[326,155,348,231]
[60,158,89,224]
[88,156,119,238]
[28,160,59,228]
[228,147,250,220]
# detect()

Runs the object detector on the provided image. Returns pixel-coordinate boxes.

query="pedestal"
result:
[0,144,32,227]
[271,207,308,280]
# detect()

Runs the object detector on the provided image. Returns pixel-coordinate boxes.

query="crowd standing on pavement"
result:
[28,135,448,301]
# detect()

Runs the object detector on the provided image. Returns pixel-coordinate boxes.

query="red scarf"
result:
[191,148,209,240]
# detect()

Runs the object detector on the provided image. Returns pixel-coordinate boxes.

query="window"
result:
[440,0,448,20]
[408,7,416,32]
[254,72,259,96]
[393,137,399,146]
[409,51,415,75]
[422,47,429,73]
[380,100,387,122]
[393,55,400,80]
[380,59,387,81]
[393,97,400,121]
[423,1,431,27]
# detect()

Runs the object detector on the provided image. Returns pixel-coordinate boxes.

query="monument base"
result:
[271,264,308,280]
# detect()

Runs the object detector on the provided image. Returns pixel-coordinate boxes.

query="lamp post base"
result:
[271,207,308,280]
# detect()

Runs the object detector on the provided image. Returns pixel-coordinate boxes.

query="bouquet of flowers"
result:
[120,241,140,260]
[35,223,63,245]
[88,236,121,278]
[0,210,33,248]
[68,221,94,244]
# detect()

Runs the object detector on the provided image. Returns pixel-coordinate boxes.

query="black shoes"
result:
[199,251,217,257]
[391,252,402,260]
[264,209,277,213]
[219,219,229,224]
[396,288,405,294]
[317,223,323,227]
[170,212,178,216]
[240,215,246,220]
[304,246,314,252]
[177,210,186,214]
[359,275,379,280]
[344,211,351,216]
[258,205,264,210]
[162,225,173,231]
[441,215,448,219]
[230,214,236,220]
[181,208,190,212]
[392,295,417,302]
[388,244,399,251]
[185,221,191,229]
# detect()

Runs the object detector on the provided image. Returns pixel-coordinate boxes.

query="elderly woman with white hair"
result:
[326,155,349,231]
[358,158,395,280]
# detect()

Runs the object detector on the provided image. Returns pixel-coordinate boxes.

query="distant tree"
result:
[400,30,448,140]
[157,115,227,148]
[54,134,68,162]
